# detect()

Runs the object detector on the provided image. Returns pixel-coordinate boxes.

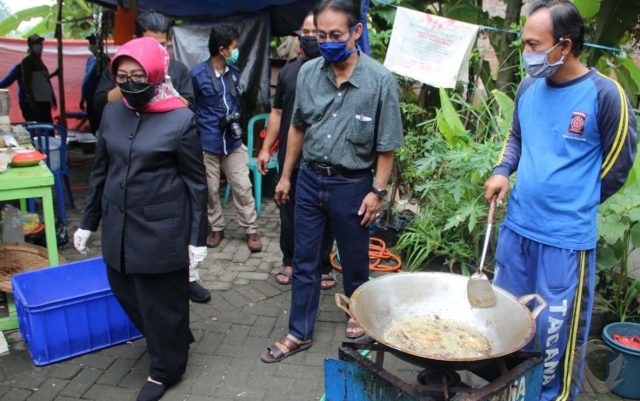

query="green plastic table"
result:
[0,161,59,330]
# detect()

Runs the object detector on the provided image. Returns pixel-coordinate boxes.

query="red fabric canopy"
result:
[0,37,117,127]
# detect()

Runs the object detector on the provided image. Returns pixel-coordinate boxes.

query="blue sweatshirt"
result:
[494,69,637,250]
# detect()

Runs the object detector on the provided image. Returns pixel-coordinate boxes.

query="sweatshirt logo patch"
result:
[568,111,587,135]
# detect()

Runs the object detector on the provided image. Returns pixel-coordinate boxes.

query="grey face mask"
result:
[522,40,565,78]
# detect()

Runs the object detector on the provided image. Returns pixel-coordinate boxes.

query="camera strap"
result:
[205,62,241,105]
[225,69,241,105]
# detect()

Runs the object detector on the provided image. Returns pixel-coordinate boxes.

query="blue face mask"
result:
[225,48,239,65]
[522,40,564,78]
[318,30,357,63]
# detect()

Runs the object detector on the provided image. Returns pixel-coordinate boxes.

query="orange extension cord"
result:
[330,236,402,272]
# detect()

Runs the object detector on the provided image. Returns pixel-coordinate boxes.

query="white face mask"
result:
[522,40,565,78]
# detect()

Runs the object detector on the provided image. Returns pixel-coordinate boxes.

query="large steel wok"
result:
[336,272,545,369]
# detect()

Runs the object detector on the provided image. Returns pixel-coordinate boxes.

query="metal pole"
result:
[55,0,67,128]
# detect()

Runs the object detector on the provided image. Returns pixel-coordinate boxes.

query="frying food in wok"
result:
[383,315,492,359]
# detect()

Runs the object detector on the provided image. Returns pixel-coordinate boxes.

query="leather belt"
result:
[305,160,370,177]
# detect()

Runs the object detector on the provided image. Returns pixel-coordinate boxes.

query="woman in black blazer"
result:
[74,37,207,401]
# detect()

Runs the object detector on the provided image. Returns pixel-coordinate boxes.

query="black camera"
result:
[220,112,243,140]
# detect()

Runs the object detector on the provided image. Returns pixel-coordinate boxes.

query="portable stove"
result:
[323,341,543,401]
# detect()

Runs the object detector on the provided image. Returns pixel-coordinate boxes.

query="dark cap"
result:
[27,34,44,45]
[85,33,97,44]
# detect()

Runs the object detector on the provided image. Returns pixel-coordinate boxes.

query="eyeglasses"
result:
[115,72,147,84]
[316,29,350,42]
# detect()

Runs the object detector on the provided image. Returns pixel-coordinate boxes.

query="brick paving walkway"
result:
[0,148,627,401]
[0,147,419,401]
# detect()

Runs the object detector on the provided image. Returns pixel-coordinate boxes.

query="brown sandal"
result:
[345,318,365,339]
[321,270,337,290]
[274,265,292,285]
[260,335,312,363]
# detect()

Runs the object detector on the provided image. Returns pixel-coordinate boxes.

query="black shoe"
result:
[189,281,211,303]
[136,380,166,401]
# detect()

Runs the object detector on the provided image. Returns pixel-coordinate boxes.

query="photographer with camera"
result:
[191,25,262,252]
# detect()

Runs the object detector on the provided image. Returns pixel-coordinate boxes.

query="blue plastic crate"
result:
[11,257,142,366]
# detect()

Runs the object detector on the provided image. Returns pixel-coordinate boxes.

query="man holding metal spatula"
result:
[484,1,637,400]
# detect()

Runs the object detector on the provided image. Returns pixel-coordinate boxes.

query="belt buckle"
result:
[315,162,334,176]
[322,165,334,176]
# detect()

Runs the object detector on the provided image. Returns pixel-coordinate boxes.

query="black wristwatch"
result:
[371,186,388,200]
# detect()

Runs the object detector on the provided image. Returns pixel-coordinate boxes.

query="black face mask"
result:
[299,36,320,59]
[117,81,155,109]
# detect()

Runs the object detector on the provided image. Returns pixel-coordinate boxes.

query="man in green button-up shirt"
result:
[261,0,403,364]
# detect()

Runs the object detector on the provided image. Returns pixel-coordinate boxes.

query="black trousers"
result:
[106,266,194,384]
[23,101,52,123]
[280,168,334,274]
[86,99,101,134]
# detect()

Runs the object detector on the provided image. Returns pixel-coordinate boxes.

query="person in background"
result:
[261,0,403,363]
[93,9,195,115]
[73,37,208,401]
[0,63,29,121]
[93,10,210,303]
[21,34,58,123]
[483,1,637,400]
[79,33,110,133]
[257,11,336,290]
[191,25,263,253]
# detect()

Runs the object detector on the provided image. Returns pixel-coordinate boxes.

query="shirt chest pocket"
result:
[344,87,378,145]
[347,114,375,145]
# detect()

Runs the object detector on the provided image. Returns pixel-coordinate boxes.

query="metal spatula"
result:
[467,197,497,308]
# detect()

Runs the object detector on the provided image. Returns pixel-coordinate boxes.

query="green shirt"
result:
[292,53,403,170]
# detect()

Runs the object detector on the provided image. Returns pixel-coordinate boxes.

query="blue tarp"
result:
[86,0,371,52]
[86,0,303,18]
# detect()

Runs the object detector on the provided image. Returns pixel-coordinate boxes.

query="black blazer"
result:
[82,101,207,274]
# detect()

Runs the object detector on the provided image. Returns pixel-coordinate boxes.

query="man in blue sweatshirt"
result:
[484,1,637,400]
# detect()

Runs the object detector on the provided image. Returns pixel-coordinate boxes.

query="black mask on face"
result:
[299,36,320,59]
[117,81,155,109]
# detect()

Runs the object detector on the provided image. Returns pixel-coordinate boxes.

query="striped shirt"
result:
[494,68,637,250]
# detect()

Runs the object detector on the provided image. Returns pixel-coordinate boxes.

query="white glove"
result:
[188,245,207,268]
[73,228,92,256]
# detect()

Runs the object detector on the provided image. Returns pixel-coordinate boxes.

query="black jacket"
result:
[81,101,207,274]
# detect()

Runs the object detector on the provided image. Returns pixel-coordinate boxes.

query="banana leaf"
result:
[0,5,53,36]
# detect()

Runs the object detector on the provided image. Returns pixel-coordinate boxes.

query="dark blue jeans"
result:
[279,168,334,273]
[289,161,371,341]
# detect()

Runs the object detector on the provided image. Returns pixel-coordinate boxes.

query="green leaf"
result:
[598,219,625,244]
[436,88,468,148]
[443,0,484,24]
[617,57,640,95]
[596,245,617,271]
[587,0,639,65]
[0,5,53,36]
[574,0,601,20]
[491,89,514,117]
[618,57,640,87]
[623,154,640,190]
[630,224,640,248]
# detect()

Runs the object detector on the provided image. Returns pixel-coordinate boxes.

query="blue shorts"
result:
[494,226,596,401]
